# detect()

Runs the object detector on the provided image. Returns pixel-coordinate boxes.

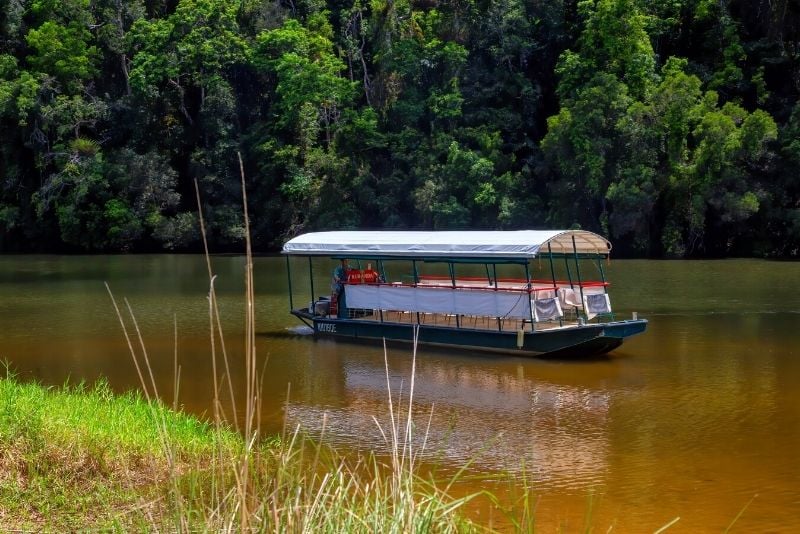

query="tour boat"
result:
[282,230,647,357]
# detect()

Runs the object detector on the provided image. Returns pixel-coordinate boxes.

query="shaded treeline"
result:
[0,0,798,256]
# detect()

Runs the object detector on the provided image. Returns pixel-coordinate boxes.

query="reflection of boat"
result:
[285,355,613,480]
[283,230,647,357]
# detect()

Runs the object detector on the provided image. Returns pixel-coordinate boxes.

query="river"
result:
[1,254,798,531]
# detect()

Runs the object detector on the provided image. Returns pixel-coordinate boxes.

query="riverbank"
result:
[0,375,489,531]
[0,375,227,530]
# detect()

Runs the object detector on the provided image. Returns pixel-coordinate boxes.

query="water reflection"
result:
[2,255,800,531]
[282,342,615,490]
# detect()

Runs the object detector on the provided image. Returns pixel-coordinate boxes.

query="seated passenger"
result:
[347,268,363,284]
[362,263,380,284]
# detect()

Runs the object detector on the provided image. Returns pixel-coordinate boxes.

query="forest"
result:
[0,0,798,257]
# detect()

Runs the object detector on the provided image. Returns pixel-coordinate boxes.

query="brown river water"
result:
[0,254,798,531]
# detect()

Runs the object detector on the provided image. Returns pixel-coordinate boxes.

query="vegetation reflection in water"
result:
[0,255,799,530]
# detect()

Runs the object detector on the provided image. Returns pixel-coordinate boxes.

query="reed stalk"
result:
[98,153,483,532]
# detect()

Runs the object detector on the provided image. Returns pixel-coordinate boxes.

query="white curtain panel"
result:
[346,285,532,320]
[583,293,612,320]
[533,297,563,322]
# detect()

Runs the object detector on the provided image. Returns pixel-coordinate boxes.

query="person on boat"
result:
[332,258,350,318]
[362,263,380,284]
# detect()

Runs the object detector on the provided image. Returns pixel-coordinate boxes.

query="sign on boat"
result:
[282,230,647,357]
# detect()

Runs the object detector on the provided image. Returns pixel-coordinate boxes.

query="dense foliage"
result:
[0,0,798,256]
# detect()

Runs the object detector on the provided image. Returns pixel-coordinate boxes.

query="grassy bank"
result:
[0,375,490,532]
[0,375,233,530]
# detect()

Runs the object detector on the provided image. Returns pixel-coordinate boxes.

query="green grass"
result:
[0,374,239,531]
[0,373,490,532]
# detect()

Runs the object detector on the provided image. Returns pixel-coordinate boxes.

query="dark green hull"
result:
[292,311,647,357]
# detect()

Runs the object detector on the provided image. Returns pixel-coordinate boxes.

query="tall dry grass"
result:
[103,153,489,532]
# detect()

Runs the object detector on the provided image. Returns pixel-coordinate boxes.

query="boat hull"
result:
[292,311,647,357]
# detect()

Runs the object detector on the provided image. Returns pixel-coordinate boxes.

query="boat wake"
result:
[255,326,315,339]
[286,325,315,336]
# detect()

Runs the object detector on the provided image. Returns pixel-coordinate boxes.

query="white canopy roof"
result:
[282,230,611,259]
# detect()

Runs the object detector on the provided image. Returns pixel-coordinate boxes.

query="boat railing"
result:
[327,277,612,330]
[297,270,613,327]
[415,275,609,292]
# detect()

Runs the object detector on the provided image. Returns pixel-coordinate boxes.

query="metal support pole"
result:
[378,259,387,282]
[597,256,607,288]
[563,253,575,322]
[286,255,294,311]
[563,254,573,287]
[525,261,534,331]
[572,236,586,322]
[547,243,562,327]
[493,264,501,331]
[449,262,460,328]
[412,260,420,324]
[308,257,315,310]
[377,259,385,323]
